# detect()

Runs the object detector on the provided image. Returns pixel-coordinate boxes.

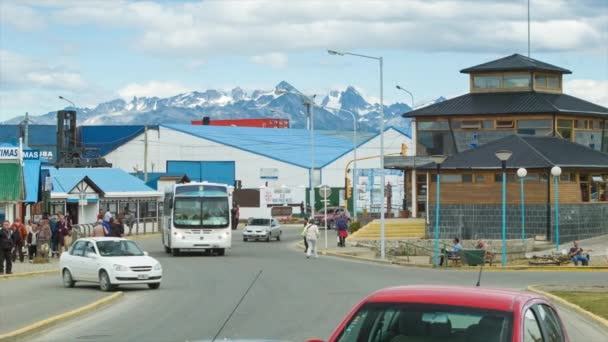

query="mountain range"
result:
[7,81,446,132]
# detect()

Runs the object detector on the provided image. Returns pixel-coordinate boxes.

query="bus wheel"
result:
[172,248,180,256]
[217,249,225,256]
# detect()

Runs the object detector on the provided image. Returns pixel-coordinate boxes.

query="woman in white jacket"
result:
[305,217,320,258]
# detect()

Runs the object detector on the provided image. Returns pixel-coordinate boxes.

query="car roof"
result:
[78,237,129,242]
[363,286,542,312]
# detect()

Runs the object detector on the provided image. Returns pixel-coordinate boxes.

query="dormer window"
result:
[503,75,531,88]
[535,74,560,90]
[472,73,531,91]
[473,76,501,89]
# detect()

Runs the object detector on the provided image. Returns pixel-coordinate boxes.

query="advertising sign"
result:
[0,147,20,160]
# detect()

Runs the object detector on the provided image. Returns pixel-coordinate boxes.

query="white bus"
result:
[162,182,232,256]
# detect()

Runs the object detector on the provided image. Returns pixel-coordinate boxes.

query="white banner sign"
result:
[0,147,20,160]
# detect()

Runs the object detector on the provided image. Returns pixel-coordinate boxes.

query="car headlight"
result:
[153,263,162,271]
[113,264,129,272]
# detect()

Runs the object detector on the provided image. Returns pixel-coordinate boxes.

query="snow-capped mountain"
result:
[7,82,444,132]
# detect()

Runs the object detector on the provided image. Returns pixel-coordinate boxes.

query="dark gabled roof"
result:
[460,54,572,74]
[403,92,608,118]
[421,135,608,170]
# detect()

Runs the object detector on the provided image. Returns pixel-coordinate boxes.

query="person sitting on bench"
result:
[476,239,495,263]
[568,240,590,266]
[440,237,463,266]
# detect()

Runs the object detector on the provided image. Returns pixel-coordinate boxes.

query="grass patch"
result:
[549,291,608,320]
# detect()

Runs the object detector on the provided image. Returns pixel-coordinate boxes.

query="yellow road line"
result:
[0,291,123,341]
[0,269,58,280]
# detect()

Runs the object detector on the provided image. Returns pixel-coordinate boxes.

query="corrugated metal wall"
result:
[166,161,235,185]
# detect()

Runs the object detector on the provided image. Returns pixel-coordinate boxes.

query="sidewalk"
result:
[526,234,608,265]
[3,258,59,276]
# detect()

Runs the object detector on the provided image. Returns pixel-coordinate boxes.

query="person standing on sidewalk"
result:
[37,218,52,262]
[0,221,15,274]
[27,220,39,261]
[301,218,309,254]
[305,217,319,259]
[92,218,105,237]
[11,218,27,263]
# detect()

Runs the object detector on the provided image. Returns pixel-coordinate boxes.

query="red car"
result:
[312,206,350,229]
[309,286,569,342]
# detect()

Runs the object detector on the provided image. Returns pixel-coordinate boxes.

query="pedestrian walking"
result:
[336,214,349,248]
[103,209,113,223]
[231,203,240,230]
[37,218,52,262]
[27,220,39,261]
[1,221,15,274]
[301,218,309,253]
[110,217,124,237]
[305,217,320,259]
[11,218,27,262]
[49,214,59,257]
[56,215,69,257]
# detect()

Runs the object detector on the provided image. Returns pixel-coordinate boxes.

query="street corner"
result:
[0,292,124,342]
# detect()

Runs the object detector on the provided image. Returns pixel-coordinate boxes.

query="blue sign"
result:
[23,149,40,160]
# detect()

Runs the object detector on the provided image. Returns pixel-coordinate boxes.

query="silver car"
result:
[242,218,282,242]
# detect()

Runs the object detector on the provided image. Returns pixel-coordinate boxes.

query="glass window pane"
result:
[475,175,485,183]
[518,120,552,129]
[557,119,572,128]
[575,120,587,129]
[461,121,481,129]
[536,304,565,342]
[541,174,549,183]
[547,76,560,89]
[474,76,501,89]
[442,175,462,183]
[524,309,544,342]
[462,174,473,183]
[496,120,514,128]
[504,74,531,88]
[482,120,494,129]
[418,122,449,130]
[535,74,547,87]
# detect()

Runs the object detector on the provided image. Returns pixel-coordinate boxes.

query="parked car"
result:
[60,237,162,292]
[308,285,569,342]
[243,218,282,242]
[312,206,350,229]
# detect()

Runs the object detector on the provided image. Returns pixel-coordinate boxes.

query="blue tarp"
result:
[23,159,42,203]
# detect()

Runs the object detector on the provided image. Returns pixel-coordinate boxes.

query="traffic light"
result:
[345,177,352,199]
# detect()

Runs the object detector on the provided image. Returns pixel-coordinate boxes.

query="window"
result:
[462,174,473,183]
[504,74,531,88]
[475,175,485,183]
[496,120,514,128]
[547,76,560,89]
[560,173,575,182]
[535,74,547,88]
[541,174,549,183]
[575,119,587,129]
[482,120,494,129]
[418,121,449,130]
[520,174,539,182]
[524,309,545,342]
[441,175,462,183]
[518,120,552,129]
[85,242,96,256]
[97,240,144,257]
[474,76,501,89]
[495,174,517,182]
[557,119,573,140]
[461,121,481,129]
[535,304,565,342]
[70,241,86,256]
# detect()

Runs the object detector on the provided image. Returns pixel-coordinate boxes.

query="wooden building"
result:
[391,54,608,218]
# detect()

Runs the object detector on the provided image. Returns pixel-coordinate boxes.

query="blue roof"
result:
[46,167,158,194]
[161,124,410,168]
[80,125,148,157]
[23,160,42,203]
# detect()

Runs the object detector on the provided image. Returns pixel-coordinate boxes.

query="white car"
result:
[60,237,162,292]
[242,218,282,242]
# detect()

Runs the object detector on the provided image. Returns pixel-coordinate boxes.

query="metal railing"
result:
[73,217,162,239]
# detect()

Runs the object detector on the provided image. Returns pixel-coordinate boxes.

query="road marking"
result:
[0,292,123,341]
[527,285,608,329]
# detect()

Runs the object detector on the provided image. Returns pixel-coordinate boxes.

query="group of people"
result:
[300,214,350,258]
[92,209,129,237]
[0,213,74,274]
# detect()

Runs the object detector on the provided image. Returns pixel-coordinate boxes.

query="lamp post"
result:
[495,150,513,267]
[58,95,76,108]
[275,88,317,216]
[551,166,562,251]
[517,168,527,246]
[323,106,358,221]
[395,85,415,108]
[328,49,386,259]
[430,155,447,266]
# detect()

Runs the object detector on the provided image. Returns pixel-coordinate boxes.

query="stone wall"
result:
[426,203,608,243]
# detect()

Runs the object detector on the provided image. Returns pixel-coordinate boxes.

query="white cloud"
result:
[0,3,47,31]
[251,53,288,69]
[118,81,191,99]
[39,0,607,56]
[564,79,608,107]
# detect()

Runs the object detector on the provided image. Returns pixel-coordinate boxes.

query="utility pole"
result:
[24,112,29,147]
[144,125,148,182]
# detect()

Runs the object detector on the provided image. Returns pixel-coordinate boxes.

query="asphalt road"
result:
[13,225,607,342]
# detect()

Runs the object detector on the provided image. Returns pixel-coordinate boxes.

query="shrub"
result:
[349,220,362,233]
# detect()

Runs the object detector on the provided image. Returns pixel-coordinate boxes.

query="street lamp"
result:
[328,49,386,259]
[495,150,513,267]
[58,95,76,108]
[323,106,358,221]
[551,166,562,251]
[275,88,317,216]
[395,85,415,108]
[517,168,527,246]
[430,154,447,266]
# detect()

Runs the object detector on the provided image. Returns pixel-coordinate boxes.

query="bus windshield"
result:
[173,197,229,229]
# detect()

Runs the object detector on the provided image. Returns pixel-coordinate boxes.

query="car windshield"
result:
[174,197,230,229]
[96,240,145,257]
[336,302,512,342]
[317,208,336,215]
[248,219,271,226]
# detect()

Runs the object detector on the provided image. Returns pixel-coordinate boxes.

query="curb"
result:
[0,269,58,280]
[527,285,608,329]
[0,291,123,341]
[129,233,161,240]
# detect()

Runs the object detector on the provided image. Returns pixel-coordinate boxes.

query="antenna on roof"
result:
[528,0,530,58]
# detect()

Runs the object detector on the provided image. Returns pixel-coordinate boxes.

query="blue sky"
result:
[1,0,607,121]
